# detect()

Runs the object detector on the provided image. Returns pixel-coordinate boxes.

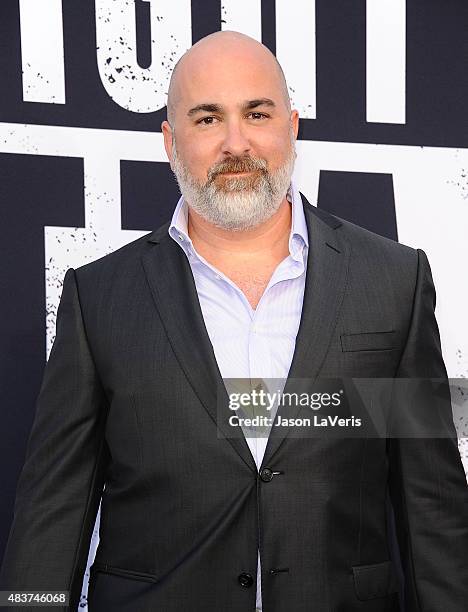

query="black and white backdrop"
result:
[1,1,467,608]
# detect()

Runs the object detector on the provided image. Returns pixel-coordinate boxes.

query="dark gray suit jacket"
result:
[1,194,467,611]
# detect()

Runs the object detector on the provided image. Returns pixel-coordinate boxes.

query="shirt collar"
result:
[168,179,309,261]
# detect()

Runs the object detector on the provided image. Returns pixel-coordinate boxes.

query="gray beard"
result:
[171,134,296,231]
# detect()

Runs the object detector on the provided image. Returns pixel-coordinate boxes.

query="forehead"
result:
[175,50,284,111]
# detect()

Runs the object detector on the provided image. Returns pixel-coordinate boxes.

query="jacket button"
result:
[238,572,254,588]
[260,467,273,482]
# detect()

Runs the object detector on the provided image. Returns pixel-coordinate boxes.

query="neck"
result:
[187,197,292,258]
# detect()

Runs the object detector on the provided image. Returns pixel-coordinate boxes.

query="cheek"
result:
[189,157,215,183]
[256,133,292,167]
[179,140,216,180]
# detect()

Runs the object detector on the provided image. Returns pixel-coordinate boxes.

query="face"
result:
[162,44,299,231]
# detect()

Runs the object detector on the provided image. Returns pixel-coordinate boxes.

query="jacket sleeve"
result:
[387,249,468,611]
[0,268,109,611]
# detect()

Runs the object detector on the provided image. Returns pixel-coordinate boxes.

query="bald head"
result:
[166,31,290,126]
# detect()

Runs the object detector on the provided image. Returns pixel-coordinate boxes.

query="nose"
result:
[220,119,251,158]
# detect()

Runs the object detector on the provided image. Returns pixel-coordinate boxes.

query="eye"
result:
[196,116,219,125]
[248,112,269,120]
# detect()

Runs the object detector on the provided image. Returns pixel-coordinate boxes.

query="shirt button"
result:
[260,467,274,482]
[237,572,254,588]
[177,234,184,241]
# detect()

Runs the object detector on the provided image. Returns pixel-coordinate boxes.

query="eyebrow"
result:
[187,98,276,117]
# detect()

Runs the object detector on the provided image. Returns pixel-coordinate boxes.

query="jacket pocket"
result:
[340,331,398,352]
[90,562,158,583]
[352,560,399,601]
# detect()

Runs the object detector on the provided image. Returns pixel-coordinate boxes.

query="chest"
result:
[224,267,273,309]
[210,253,287,309]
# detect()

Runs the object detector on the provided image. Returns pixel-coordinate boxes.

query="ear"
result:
[290,109,299,140]
[161,120,174,169]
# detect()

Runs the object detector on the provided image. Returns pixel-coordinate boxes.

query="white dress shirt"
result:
[168,181,309,611]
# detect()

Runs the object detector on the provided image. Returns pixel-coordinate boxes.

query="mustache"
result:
[208,156,268,180]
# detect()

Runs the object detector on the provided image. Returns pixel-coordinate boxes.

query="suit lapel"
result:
[141,226,258,473]
[141,193,350,474]
[260,194,351,467]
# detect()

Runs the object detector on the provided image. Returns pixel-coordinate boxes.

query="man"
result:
[1,31,467,612]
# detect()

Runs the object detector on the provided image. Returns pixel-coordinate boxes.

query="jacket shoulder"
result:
[319,208,419,265]
[307,204,421,290]
[303,195,418,264]
[73,221,170,281]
